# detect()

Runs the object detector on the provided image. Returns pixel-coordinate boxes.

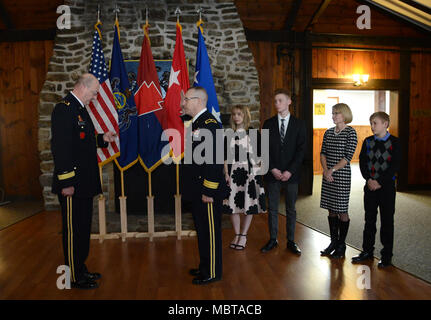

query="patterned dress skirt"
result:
[223,162,266,215]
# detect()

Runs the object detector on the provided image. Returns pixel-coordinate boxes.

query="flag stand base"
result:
[119,196,127,242]
[175,194,182,240]
[98,194,107,243]
[147,195,154,242]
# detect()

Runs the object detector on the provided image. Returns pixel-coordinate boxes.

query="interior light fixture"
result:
[353,74,369,86]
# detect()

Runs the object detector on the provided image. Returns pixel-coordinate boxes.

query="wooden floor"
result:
[1,210,430,300]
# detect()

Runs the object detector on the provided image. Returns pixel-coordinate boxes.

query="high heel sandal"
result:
[234,234,247,250]
[229,234,240,249]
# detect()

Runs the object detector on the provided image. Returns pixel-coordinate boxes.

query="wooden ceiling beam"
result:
[0,0,14,29]
[305,0,332,30]
[398,0,431,15]
[284,0,303,30]
[0,28,56,42]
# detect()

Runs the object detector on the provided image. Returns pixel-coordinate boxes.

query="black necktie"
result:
[280,119,285,144]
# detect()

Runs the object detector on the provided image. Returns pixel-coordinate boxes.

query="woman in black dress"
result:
[320,103,357,258]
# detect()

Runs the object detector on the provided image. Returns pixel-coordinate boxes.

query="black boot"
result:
[320,216,339,256]
[331,220,350,259]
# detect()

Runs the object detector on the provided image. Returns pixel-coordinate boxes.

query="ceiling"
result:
[0,0,429,35]
[0,0,63,30]
[234,0,431,34]
[364,0,431,31]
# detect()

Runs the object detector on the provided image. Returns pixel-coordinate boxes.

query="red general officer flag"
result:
[163,22,190,161]
[134,23,169,172]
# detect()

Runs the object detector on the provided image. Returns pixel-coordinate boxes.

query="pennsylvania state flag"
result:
[110,19,138,170]
[194,21,221,125]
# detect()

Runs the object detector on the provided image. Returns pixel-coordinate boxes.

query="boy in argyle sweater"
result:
[352,112,401,268]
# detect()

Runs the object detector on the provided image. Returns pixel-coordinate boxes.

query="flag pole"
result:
[114,7,127,242]
[147,169,154,241]
[95,6,107,243]
[98,164,107,243]
[174,8,183,239]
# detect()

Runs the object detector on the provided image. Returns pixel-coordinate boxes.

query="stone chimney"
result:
[38,0,260,212]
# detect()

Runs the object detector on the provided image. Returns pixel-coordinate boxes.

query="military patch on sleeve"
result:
[205,118,217,125]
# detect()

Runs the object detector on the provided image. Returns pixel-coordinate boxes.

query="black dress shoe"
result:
[351,252,374,264]
[260,239,278,253]
[287,241,301,255]
[192,276,221,285]
[189,268,201,276]
[83,272,102,281]
[378,259,392,268]
[71,279,99,289]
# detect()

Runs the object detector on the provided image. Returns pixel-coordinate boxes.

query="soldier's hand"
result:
[103,131,117,143]
[62,186,75,197]
[202,195,214,203]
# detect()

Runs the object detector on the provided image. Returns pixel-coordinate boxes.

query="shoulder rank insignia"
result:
[205,118,217,125]
[59,100,70,106]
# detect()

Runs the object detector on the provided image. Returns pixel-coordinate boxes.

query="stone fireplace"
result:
[38,0,261,220]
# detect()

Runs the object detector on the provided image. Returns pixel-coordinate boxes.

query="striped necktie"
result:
[280,119,285,144]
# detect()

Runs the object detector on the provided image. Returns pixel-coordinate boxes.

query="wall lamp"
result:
[352,74,369,86]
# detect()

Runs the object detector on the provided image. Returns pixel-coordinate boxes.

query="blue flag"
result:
[110,20,138,170]
[194,25,221,124]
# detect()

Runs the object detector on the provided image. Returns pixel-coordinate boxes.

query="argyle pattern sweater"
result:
[359,133,401,187]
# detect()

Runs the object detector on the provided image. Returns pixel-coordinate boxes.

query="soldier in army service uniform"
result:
[181,86,226,285]
[51,73,116,289]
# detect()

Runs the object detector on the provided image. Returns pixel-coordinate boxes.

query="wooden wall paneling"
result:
[248,41,294,125]
[337,49,345,78]
[397,48,410,189]
[343,50,354,79]
[0,40,53,198]
[408,52,419,184]
[389,91,399,138]
[424,52,431,184]
[326,49,338,78]
[352,50,364,75]
[317,47,327,78]
[409,52,431,185]
[311,47,401,81]
[312,48,318,78]
[373,51,385,79]
[300,32,313,195]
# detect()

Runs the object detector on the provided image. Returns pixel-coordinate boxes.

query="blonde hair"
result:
[230,105,251,131]
[333,103,353,124]
[370,111,390,127]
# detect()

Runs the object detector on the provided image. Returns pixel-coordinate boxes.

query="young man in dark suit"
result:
[261,89,306,254]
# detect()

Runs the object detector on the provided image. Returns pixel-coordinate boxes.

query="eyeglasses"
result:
[183,96,200,101]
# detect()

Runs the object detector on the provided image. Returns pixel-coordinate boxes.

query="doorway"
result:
[312,89,399,182]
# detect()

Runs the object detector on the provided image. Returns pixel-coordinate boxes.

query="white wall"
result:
[313,90,385,128]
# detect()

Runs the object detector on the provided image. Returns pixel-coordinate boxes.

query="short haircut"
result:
[274,88,291,100]
[333,103,353,124]
[188,86,208,103]
[75,73,97,88]
[230,105,251,131]
[370,111,390,126]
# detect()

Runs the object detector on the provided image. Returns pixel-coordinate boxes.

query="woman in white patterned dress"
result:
[320,103,358,258]
[223,106,266,250]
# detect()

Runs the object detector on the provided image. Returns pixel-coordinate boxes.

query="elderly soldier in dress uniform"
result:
[181,86,226,285]
[51,73,116,289]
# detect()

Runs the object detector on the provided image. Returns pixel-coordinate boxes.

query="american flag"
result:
[87,23,120,165]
